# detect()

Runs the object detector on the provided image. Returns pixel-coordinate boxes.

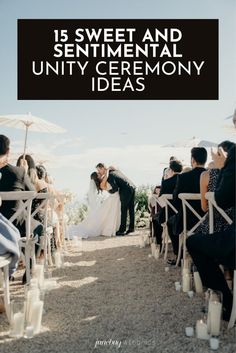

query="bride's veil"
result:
[87,179,101,211]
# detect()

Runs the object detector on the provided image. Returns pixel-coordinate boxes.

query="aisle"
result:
[0,234,235,353]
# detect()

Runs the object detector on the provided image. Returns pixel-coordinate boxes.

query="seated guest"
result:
[167,147,207,265]
[158,159,183,224]
[197,140,235,234]
[0,136,35,220]
[148,186,161,215]
[148,186,162,245]
[0,135,41,283]
[187,144,235,321]
[16,154,37,185]
[162,156,177,181]
[152,160,183,250]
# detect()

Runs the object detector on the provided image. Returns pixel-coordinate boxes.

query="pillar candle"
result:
[208,301,222,336]
[193,272,203,293]
[139,235,145,248]
[151,243,156,256]
[196,320,209,340]
[210,337,219,350]
[11,312,25,337]
[154,248,160,260]
[26,288,40,323]
[30,300,44,334]
[185,327,194,337]
[33,264,44,287]
[54,251,62,268]
[182,273,191,292]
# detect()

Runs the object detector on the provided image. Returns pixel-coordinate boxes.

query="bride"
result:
[76,169,121,238]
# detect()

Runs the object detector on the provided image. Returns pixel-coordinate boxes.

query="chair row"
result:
[152,192,235,329]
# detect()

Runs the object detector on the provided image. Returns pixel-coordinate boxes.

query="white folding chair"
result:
[56,193,69,249]
[157,194,178,260]
[0,253,12,322]
[177,193,207,267]
[0,191,36,283]
[205,191,235,329]
[31,192,53,266]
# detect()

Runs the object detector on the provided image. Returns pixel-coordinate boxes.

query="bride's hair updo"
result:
[90,172,101,192]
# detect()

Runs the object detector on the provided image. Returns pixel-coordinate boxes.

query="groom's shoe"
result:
[125,229,135,235]
[116,231,125,236]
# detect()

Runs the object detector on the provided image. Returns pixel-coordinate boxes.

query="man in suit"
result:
[167,147,207,265]
[96,163,135,236]
[187,144,235,321]
[0,135,35,220]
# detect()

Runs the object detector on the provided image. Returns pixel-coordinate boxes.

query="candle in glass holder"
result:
[208,301,222,336]
[185,326,194,337]
[33,264,44,287]
[30,300,44,334]
[11,312,25,337]
[196,319,209,340]
[188,290,194,298]
[54,251,62,268]
[140,235,145,248]
[175,281,180,289]
[25,325,34,339]
[26,288,40,324]
[151,243,156,255]
[210,337,219,350]
[175,283,181,291]
[29,278,39,289]
[182,273,191,292]
[154,248,160,260]
[193,271,203,293]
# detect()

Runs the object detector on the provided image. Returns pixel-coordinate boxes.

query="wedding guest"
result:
[162,156,177,181]
[158,159,183,224]
[187,144,235,321]
[151,160,183,249]
[148,186,162,245]
[148,186,161,215]
[197,140,235,234]
[0,136,35,220]
[0,135,40,283]
[167,147,207,265]
[16,154,37,185]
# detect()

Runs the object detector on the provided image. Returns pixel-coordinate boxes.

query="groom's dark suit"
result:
[107,170,135,234]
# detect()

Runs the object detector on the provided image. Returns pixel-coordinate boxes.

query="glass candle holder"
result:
[207,290,222,336]
[9,299,26,338]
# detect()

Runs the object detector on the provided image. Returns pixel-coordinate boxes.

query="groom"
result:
[96,163,136,236]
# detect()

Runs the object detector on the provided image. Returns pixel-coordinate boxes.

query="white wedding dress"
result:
[76,180,121,238]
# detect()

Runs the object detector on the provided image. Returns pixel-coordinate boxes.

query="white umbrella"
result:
[0,112,66,156]
[163,136,218,148]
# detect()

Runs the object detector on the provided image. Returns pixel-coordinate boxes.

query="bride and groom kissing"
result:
[77,163,136,238]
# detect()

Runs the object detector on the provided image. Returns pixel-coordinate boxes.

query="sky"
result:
[0,0,235,200]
